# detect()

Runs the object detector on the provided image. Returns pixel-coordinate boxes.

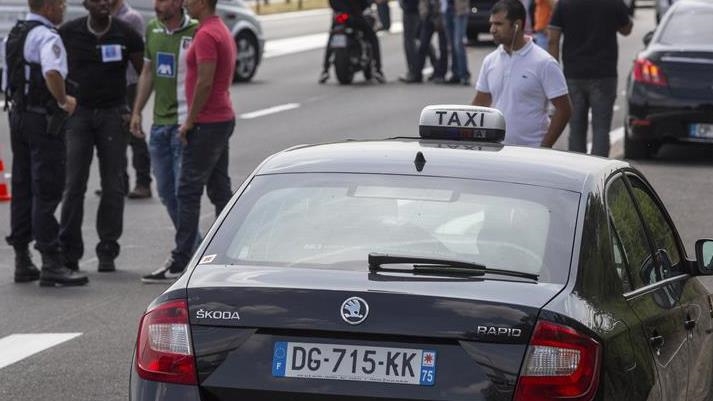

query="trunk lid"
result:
[655,50,713,100]
[187,265,563,401]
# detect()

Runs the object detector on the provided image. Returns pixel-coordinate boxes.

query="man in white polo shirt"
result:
[471,0,571,147]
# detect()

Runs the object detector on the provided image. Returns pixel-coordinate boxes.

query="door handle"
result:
[685,319,697,330]
[649,335,664,349]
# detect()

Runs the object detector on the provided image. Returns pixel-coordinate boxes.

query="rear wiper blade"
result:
[368,253,538,281]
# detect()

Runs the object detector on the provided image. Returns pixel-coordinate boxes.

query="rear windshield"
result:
[658,6,713,45]
[205,173,580,284]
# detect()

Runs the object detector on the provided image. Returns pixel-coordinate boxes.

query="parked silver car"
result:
[1,0,264,82]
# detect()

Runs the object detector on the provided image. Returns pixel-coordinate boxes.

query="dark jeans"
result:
[125,84,151,187]
[171,119,234,268]
[60,105,128,262]
[402,11,421,76]
[567,77,618,157]
[377,0,391,30]
[6,109,65,254]
[416,17,448,79]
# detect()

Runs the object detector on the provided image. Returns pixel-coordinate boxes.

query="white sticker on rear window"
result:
[199,254,217,264]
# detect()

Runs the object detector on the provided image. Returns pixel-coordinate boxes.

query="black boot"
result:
[39,253,89,287]
[14,247,40,283]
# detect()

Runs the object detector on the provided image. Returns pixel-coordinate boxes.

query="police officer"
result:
[3,0,88,286]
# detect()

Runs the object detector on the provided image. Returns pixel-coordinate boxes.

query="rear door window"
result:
[606,177,655,289]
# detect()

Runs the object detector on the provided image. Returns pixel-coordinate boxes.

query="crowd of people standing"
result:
[3,0,236,286]
[3,0,634,287]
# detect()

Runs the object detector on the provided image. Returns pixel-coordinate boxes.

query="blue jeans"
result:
[533,31,548,49]
[567,78,618,157]
[172,119,234,268]
[444,9,469,81]
[149,124,183,228]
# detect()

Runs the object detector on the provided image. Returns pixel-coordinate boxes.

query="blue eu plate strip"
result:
[272,341,288,377]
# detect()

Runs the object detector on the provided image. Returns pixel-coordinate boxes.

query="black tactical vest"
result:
[4,20,54,112]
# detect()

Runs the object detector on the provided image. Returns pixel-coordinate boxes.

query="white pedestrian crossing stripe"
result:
[0,333,82,370]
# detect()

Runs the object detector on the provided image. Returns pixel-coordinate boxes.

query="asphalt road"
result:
[1,5,712,401]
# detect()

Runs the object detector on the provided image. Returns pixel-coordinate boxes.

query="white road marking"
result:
[239,103,301,119]
[0,333,82,370]
[258,8,332,22]
[264,22,403,59]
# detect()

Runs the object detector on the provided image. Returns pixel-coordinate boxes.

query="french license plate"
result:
[272,341,436,386]
[689,123,713,139]
[330,34,347,48]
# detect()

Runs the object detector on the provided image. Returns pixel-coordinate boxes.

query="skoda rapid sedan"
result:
[624,0,713,159]
[131,105,713,401]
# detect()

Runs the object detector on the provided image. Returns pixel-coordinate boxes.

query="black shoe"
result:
[14,247,40,283]
[141,257,184,284]
[98,257,116,272]
[39,253,88,287]
[445,75,461,84]
[318,71,329,84]
[65,259,80,272]
[128,184,152,199]
[373,70,386,83]
[398,74,421,83]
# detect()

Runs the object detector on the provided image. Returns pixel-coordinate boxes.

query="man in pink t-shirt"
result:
[143,0,237,281]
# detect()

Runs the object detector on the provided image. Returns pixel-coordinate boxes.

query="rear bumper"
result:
[130,367,201,401]
[626,83,713,144]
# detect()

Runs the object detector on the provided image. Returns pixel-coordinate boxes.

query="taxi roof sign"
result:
[419,105,506,142]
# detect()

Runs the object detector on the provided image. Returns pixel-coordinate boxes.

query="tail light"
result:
[135,299,197,385]
[633,58,668,86]
[513,320,601,401]
[335,13,350,24]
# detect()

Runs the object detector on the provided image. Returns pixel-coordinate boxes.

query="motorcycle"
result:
[327,10,377,84]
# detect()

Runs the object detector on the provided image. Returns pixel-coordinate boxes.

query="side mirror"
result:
[643,31,654,47]
[695,239,713,273]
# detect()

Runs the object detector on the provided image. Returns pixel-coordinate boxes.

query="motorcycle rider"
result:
[318,0,386,83]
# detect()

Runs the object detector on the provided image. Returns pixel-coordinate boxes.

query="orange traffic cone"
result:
[0,145,11,202]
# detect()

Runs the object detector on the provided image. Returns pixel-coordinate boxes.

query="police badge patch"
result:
[52,43,61,58]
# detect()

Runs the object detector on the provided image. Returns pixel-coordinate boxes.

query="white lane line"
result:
[264,22,403,59]
[239,103,301,119]
[258,8,332,22]
[0,333,82,370]
[264,33,328,59]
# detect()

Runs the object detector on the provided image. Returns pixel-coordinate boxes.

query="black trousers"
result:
[125,84,151,187]
[6,109,65,254]
[60,105,128,262]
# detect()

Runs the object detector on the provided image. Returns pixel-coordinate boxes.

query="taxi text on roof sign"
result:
[419,105,506,143]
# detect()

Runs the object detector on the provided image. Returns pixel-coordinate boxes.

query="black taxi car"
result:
[131,105,713,401]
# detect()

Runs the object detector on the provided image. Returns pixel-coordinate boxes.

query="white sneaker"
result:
[141,258,184,284]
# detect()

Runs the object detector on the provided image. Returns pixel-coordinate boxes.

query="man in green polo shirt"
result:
[129,0,197,279]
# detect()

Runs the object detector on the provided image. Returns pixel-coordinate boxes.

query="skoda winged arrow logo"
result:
[341,297,369,325]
